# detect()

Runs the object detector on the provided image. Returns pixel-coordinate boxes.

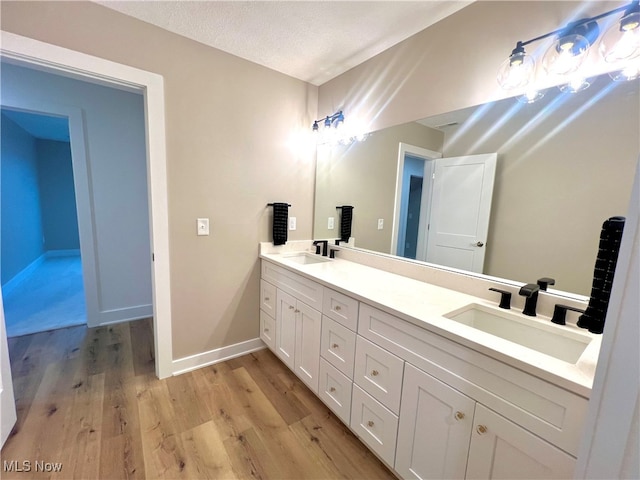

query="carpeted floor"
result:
[3,255,86,337]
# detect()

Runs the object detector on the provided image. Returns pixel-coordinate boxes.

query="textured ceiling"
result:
[96,1,472,85]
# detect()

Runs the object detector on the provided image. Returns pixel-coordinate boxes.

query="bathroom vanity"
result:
[259,242,600,479]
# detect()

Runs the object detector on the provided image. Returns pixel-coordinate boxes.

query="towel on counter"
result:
[272,203,289,246]
[340,206,354,243]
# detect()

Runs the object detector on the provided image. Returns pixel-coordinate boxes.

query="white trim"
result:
[575,159,640,479]
[99,305,153,324]
[45,249,81,257]
[172,338,266,376]
[1,31,173,379]
[391,142,441,256]
[1,253,46,297]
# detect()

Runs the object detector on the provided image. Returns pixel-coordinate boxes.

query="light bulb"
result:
[543,34,590,75]
[497,52,535,89]
[600,12,640,63]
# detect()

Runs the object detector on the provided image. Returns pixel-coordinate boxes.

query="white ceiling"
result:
[96,1,472,86]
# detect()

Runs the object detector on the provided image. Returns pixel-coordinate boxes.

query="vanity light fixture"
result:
[312,110,344,133]
[497,0,640,98]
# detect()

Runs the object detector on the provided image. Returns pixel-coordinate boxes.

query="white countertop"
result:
[260,248,600,398]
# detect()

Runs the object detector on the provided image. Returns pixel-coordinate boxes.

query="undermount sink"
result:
[280,252,332,265]
[444,304,593,364]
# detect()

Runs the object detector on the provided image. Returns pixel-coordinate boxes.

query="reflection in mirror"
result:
[314,75,639,296]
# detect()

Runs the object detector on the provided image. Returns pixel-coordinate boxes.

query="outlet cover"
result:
[328,217,335,230]
[197,218,210,236]
[289,217,297,230]
[377,218,384,230]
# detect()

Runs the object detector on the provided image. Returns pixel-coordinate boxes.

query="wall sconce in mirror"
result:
[312,110,368,146]
[498,0,640,101]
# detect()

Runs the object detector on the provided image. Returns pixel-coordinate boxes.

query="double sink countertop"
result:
[260,245,601,399]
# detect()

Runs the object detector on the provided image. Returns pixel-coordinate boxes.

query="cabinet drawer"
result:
[318,358,352,425]
[321,317,356,378]
[261,261,323,310]
[260,310,276,351]
[260,280,277,316]
[354,336,404,414]
[350,384,399,468]
[323,287,358,330]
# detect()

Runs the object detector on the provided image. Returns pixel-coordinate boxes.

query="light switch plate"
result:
[328,217,335,230]
[377,218,384,230]
[197,218,210,236]
[289,217,297,230]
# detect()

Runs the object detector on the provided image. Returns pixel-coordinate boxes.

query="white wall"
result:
[1,62,152,324]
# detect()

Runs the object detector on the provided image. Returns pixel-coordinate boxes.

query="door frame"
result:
[0,31,173,379]
[391,142,441,256]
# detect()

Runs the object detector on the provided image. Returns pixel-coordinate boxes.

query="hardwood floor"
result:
[1,319,394,479]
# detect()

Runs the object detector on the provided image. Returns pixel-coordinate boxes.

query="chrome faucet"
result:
[519,283,540,316]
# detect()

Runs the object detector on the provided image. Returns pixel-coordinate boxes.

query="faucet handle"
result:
[489,288,512,309]
[551,304,586,325]
[537,277,556,291]
[519,283,540,296]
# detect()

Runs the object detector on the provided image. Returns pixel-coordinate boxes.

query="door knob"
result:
[476,241,485,247]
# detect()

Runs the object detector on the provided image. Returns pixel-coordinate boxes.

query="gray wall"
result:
[37,139,80,252]
[0,113,43,284]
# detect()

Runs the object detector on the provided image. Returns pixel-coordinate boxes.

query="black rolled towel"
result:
[340,206,354,243]
[272,203,289,246]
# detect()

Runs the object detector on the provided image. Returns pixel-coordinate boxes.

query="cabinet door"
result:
[295,300,322,393]
[395,364,475,480]
[260,310,276,351]
[275,289,296,370]
[466,404,575,480]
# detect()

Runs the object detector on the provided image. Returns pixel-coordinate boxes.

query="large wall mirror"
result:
[314,74,639,297]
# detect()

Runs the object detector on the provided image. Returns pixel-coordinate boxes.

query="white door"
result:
[395,364,475,479]
[1,291,17,448]
[466,404,575,479]
[294,301,321,393]
[425,153,497,273]
[275,290,296,370]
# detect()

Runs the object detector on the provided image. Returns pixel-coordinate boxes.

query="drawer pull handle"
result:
[367,420,375,428]
[264,328,269,333]
[332,343,339,349]
[371,370,379,377]
[476,425,488,435]
[289,306,295,310]
[329,387,336,392]
[264,297,270,301]
[294,309,300,313]
[455,411,465,421]
[334,306,342,311]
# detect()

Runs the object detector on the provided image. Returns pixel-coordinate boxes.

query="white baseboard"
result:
[2,253,47,297]
[46,249,81,257]
[172,337,266,376]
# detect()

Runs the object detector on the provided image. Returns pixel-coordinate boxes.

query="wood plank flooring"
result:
[1,319,394,479]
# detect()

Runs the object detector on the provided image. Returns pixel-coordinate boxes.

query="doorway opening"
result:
[1,108,86,337]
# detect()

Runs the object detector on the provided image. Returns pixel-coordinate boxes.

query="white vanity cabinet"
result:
[259,257,588,480]
[261,262,323,394]
[396,364,575,480]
